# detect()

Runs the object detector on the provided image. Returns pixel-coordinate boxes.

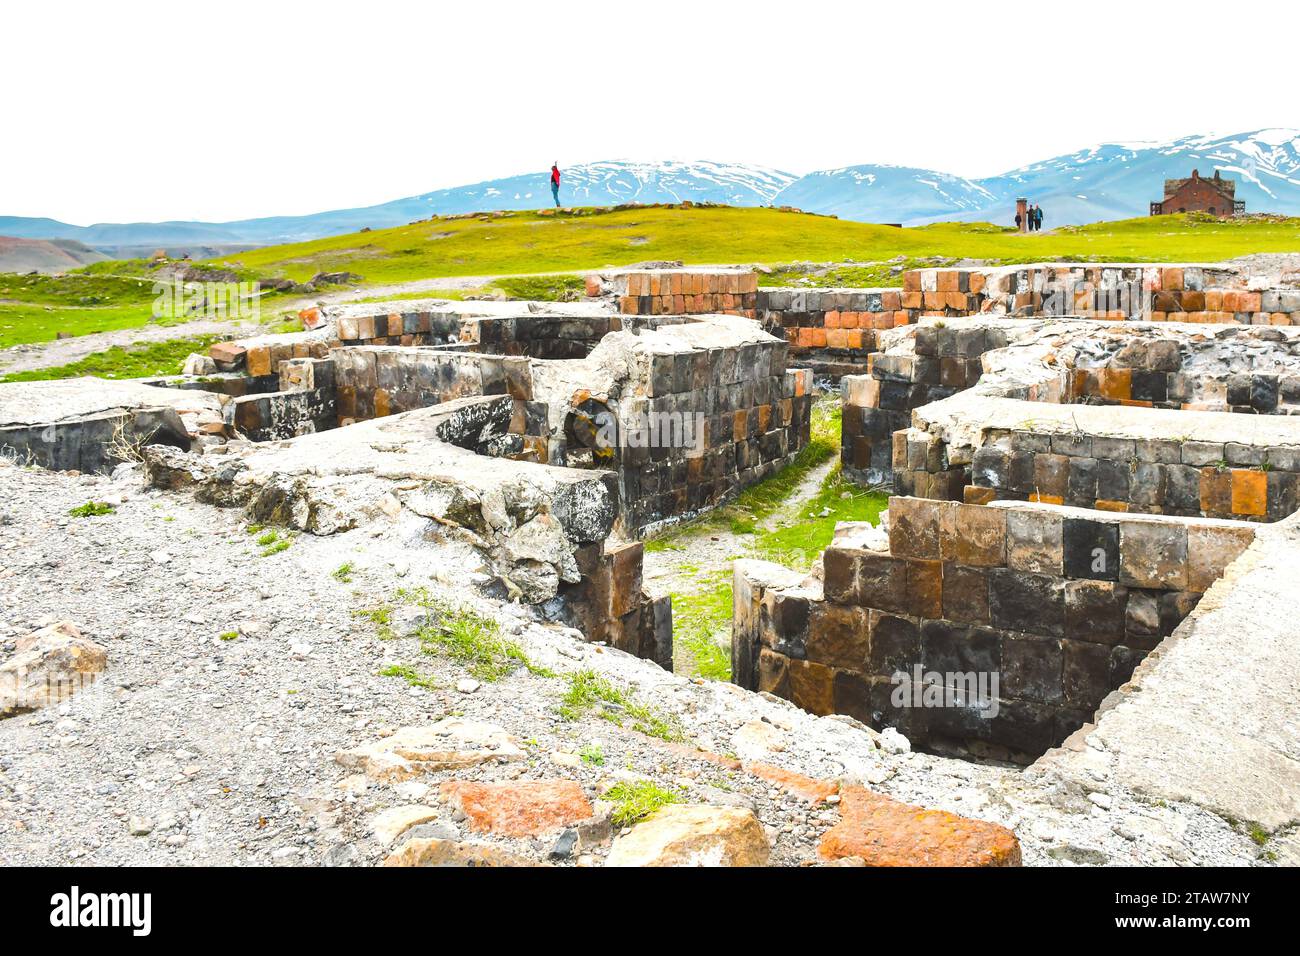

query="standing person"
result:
[550,162,561,208]
[1028,203,1037,232]
[1014,209,1023,231]
[1034,204,1045,231]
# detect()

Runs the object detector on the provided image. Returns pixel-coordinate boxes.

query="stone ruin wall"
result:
[838,318,1300,523]
[734,497,1256,760]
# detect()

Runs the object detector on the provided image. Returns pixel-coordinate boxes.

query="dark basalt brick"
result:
[1062,639,1111,708]
[921,620,1001,675]
[1094,458,1131,502]
[941,563,990,624]
[1063,517,1119,581]
[868,612,921,676]
[1064,579,1127,645]
[1001,632,1064,703]
[1066,457,1099,506]
[989,569,1065,636]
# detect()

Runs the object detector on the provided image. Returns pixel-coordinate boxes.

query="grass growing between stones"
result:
[0,334,222,383]
[751,465,889,568]
[557,670,687,743]
[399,587,552,682]
[604,780,682,828]
[491,274,586,301]
[757,257,957,288]
[671,570,734,681]
[379,664,438,691]
[643,395,841,551]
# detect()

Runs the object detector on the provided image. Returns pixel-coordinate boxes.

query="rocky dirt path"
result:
[0,317,259,376]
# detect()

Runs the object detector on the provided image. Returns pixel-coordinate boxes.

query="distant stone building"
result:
[1150,168,1244,217]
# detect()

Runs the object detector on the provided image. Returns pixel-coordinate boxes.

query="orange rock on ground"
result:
[818,787,1022,866]
[440,780,593,837]
[743,761,840,804]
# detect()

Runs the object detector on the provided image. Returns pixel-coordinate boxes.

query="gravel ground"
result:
[0,460,1270,866]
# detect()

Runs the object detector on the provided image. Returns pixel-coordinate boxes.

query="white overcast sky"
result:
[4,0,1297,224]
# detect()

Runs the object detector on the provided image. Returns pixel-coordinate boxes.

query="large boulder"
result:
[1,622,107,717]
[605,804,770,867]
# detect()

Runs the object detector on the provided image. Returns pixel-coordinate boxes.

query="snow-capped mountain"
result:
[5,132,1300,253]
[770,165,997,223]
[0,161,798,250]
[858,128,1300,226]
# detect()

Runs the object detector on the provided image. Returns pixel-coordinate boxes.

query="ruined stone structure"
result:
[7,257,1300,841]
[1150,169,1244,217]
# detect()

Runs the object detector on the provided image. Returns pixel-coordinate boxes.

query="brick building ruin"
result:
[1150,168,1245,217]
[4,256,1299,835]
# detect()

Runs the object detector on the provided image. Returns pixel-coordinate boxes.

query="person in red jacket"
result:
[550,162,561,207]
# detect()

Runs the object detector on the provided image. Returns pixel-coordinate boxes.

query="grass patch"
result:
[759,256,955,288]
[399,587,550,682]
[353,604,394,640]
[671,570,734,681]
[557,670,687,742]
[752,465,889,567]
[67,501,115,518]
[491,274,586,301]
[332,562,355,583]
[579,743,606,766]
[218,631,238,642]
[0,334,222,383]
[208,205,1300,287]
[379,663,437,691]
[604,780,682,828]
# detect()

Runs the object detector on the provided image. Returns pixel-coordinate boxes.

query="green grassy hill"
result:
[217,205,1300,285]
[5,205,1300,382]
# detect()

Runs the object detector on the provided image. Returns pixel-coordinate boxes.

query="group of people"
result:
[1016,203,1045,232]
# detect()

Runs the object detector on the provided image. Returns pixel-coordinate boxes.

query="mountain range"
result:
[3,129,1300,261]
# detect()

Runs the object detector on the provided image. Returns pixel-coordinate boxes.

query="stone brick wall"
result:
[756,287,906,378]
[901,263,1300,325]
[616,348,813,534]
[588,269,759,317]
[228,390,338,442]
[963,427,1300,521]
[733,498,1256,758]
[841,323,1004,484]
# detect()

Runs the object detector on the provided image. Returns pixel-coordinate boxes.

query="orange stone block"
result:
[968,272,986,294]
[439,780,593,838]
[825,310,842,329]
[1094,499,1129,513]
[818,787,1022,867]
[1028,493,1064,505]
[1098,368,1132,401]
[811,328,827,348]
[936,271,959,292]
[963,486,997,505]
[1231,469,1267,517]
[903,271,922,292]
[1162,268,1184,291]
[881,292,902,310]
[902,291,924,310]
[244,347,271,377]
